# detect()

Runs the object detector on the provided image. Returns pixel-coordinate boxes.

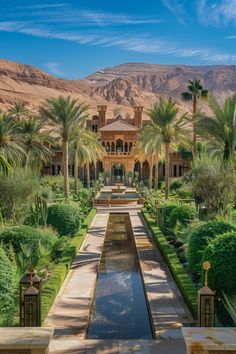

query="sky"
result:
[0,0,236,79]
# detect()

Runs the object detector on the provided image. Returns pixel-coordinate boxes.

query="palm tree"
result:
[138,124,164,190]
[72,129,104,191]
[8,101,29,121]
[0,154,12,174]
[17,117,53,170]
[0,112,25,166]
[195,94,236,161]
[181,79,208,157]
[40,96,89,199]
[147,98,189,199]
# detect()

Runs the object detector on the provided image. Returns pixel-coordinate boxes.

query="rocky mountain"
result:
[0,59,236,118]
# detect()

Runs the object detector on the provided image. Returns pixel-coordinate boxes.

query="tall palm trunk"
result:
[62,137,69,199]
[149,153,154,190]
[193,95,197,158]
[154,153,159,190]
[86,162,90,189]
[74,143,78,193]
[164,142,170,200]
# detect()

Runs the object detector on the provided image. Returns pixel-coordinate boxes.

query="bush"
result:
[142,208,198,317]
[188,221,235,274]
[0,225,57,265]
[170,178,183,192]
[158,202,179,233]
[202,232,236,294]
[191,156,236,214]
[51,236,69,263]
[0,169,39,222]
[169,205,196,228]
[176,184,194,199]
[0,248,14,325]
[47,203,81,236]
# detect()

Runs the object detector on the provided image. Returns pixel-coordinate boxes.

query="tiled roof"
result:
[99,119,138,132]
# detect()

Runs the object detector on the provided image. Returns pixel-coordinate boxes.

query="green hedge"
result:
[47,203,81,236]
[41,208,96,322]
[188,220,235,275]
[202,232,236,295]
[142,208,198,317]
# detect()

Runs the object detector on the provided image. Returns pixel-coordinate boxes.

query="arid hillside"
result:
[0,59,235,118]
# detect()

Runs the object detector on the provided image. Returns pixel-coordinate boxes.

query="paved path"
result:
[45,205,192,353]
[130,211,193,334]
[44,213,109,338]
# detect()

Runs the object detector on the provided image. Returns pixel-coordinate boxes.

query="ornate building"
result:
[45,105,188,185]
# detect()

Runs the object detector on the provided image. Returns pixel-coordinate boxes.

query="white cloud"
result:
[78,11,163,26]
[161,0,187,25]
[5,7,163,27]
[18,3,67,10]
[197,0,236,26]
[45,62,64,76]
[0,20,234,63]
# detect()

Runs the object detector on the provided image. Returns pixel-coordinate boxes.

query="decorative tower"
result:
[198,261,215,327]
[97,105,107,128]
[133,106,143,128]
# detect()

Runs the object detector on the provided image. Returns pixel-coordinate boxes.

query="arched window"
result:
[116,139,123,152]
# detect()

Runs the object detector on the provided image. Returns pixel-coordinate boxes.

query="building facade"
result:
[44,105,188,185]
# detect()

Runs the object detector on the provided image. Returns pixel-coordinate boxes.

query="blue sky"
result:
[0,0,236,78]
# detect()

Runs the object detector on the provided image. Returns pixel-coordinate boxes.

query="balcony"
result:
[105,151,131,156]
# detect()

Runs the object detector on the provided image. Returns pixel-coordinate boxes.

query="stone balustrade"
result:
[0,328,54,354]
[182,327,236,354]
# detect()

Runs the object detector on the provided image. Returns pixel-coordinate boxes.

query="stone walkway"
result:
[130,211,193,333]
[45,206,193,353]
[44,213,109,338]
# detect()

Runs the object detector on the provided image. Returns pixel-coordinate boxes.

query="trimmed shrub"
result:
[188,221,235,274]
[202,232,236,295]
[169,205,196,228]
[142,208,197,317]
[158,202,179,234]
[0,225,57,265]
[0,247,14,325]
[47,203,81,236]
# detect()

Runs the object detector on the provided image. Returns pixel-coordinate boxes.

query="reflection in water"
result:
[98,192,139,200]
[87,214,153,339]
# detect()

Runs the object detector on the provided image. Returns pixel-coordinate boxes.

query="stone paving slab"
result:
[44,213,109,338]
[129,211,194,334]
[49,338,186,354]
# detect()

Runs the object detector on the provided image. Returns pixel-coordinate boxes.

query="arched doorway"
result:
[111,164,125,184]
